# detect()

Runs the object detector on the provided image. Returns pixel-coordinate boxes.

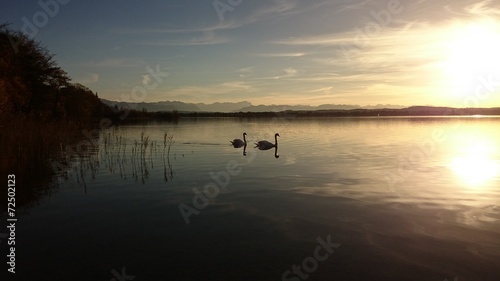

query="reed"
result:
[0,115,96,207]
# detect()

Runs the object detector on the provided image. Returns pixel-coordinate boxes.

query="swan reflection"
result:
[230,132,247,148]
[230,133,248,156]
[254,133,280,158]
[255,133,279,150]
[243,144,247,156]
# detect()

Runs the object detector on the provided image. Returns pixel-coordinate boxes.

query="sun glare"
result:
[441,20,500,98]
[449,140,500,187]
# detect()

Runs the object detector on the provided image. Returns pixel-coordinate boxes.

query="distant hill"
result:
[195,101,252,112]
[238,103,404,112]
[100,99,404,113]
[179,106,500,117]
[100,99,201,112]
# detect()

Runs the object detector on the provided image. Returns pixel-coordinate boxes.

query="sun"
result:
[440,19,500,99]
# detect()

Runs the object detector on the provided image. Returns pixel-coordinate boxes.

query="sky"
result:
[2,0,500,107]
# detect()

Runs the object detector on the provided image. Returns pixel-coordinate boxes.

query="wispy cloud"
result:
[221,81,253,90]
[276,67,299,79]
[116,21,242,34]
[308,86,334,93]
[238,67,254,78]
[254,67,301,80]
[79,58,145,68]
[74,72,99,84]
[115,1,306,36]
[263,20,454,103]
[246,0,333,23]
[255,52,307,57]
[248,0,300,20]
[142,74,152,85]
[334,0,373,14]
[137,31,231,46]
[271,33,351,47]
[465,0,500,16]
[157,81,258,103]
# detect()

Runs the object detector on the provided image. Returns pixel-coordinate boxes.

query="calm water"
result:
[10,117,500,280]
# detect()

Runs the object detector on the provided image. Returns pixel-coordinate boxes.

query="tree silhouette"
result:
[1,23,69,117]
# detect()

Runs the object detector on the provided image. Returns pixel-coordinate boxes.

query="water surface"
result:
[11,117,500,280]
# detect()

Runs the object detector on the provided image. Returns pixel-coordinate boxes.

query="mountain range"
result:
[100,99,404,113]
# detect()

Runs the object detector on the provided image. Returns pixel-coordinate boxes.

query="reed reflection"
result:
[66,129,176,187]
[163,132,175,182]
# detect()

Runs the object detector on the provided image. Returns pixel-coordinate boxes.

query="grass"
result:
[0,115,95,207]
[73,129,175,186]
[0,114,177,206]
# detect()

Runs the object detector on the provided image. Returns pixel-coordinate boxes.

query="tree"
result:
[0,23,70,117]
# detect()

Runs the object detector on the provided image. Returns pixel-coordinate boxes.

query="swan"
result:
[255,133,279,150]
[230,132,247,148]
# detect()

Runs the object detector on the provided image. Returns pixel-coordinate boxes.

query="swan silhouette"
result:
[230,132,247,148]
[255,133,279,150]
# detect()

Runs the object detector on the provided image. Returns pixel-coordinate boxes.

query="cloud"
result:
[267,0,334,18]
[308,86,334,93]
[334,0,373,14]
[142,75,152,85]
[465,0,500,16]
[221,81,253,90]
[254,67,300,80]
[116,20,242,34]
[261,19,461,104]
[277,67,298,79]
[271,33,352,47]
[255,52,307,57]
[79,58,145,68]
[249,0,300,20]
[137,31,231,46]
[238,67,254,78]
[158,80,258,103]
[74,72,99,84]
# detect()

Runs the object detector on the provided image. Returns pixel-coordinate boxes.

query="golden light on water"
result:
[449,139,500,187]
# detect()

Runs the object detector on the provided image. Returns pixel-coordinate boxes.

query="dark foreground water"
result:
[5,117,500,280]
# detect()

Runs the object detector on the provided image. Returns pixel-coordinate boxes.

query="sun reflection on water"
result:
[449,139,500,187]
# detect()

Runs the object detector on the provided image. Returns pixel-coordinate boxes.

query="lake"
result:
[10,116,500,280]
